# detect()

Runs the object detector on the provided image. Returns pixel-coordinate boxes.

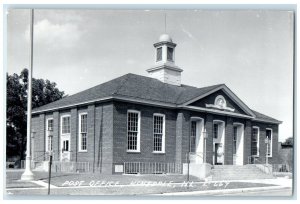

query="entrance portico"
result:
[195,114,251,166]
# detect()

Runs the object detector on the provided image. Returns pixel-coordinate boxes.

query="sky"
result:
[6,9,294,142]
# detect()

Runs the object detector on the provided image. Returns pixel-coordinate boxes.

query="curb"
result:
[157,186,291,196]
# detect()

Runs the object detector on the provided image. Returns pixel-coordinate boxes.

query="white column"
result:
[21,9,35,181]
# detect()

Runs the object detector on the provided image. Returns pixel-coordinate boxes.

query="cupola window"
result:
[167,47,173,61]
[156,47,162,61]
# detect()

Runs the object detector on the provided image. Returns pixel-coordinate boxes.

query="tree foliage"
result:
[6,68,64,161]
[282,137,293,146]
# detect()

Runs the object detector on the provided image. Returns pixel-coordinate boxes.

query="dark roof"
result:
[32,73,281,124]
[251,110,282,124]
[32,73,222,112]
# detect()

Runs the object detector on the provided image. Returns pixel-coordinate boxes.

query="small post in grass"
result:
[265,138,269,166]
[48,152,53,195]
[186,152,190,189]
[48,132,53,195]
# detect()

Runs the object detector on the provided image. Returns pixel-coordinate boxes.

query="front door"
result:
[233,124,244,165]
[215,143,224,165]
[60,135,70,161]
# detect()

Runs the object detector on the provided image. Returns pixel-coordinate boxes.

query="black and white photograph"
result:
[3,4,295,199]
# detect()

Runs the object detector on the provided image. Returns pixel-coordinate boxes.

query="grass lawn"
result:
[6,170,203,188]
[6,170,278,195]
[6,181,276,195]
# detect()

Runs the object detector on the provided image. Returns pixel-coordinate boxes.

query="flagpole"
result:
[21,8,35,181]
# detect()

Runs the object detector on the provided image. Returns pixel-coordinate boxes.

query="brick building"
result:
[31,34,281,174]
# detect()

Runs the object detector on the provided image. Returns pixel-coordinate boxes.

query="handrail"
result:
[189,152,204,159]
[248,155,263,164]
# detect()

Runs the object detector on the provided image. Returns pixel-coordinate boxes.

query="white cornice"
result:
[31,94,281,125]
[147,63,183,72]
[205,104,235,112]
[182,105,254,119]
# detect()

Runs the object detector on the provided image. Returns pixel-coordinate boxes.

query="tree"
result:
[6,68,64,161]
[282,137,293,146]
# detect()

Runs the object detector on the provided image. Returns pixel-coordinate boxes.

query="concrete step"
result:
[211,165,274,181]
[33,161,45,171]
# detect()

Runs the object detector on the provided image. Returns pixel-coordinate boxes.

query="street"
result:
[219,188,292,196]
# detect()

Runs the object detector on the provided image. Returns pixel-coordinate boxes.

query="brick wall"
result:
[204,114,214,164]
[252,122,279,164]
[175,111,191,164]
[113,101,177,166]
[100,103,114,174]
[51,111,59,161]
[224,117,233,165]
[244,120,252,165]
[175,112,184,164]
[31,101,280,173]
[70,108,78,162]
[32,114,45,160]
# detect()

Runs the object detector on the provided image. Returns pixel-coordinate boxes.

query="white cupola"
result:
[146,34,183,86]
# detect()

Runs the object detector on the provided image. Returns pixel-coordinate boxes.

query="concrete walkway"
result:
[158,178,292,196]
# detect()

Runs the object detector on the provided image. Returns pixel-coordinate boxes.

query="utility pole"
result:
[21,9,35,181]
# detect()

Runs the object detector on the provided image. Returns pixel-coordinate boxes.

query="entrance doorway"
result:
[60,135,70,161]
[190,117,204,164]
[214,143,224,165]
[213,120,225,165]
[233,123,244,165]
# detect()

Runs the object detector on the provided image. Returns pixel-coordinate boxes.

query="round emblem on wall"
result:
[215,95,227,108]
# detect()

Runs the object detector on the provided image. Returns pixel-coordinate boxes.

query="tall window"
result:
[61,116,70,134]
[153,114,165,152]
[266,129,272,157]
[167,47,173,61]
[251,127,259,156]
[233,126,237,154]
[213,123,218,139]
[46,118,53,152]
[127,110,140,152]
[190,121,197,153]
[79,113,88,151]
[156,47,162,61]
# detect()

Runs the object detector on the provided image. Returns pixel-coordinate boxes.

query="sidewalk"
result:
[158,178,292,196]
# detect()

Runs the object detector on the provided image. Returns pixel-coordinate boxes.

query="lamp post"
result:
[203,130,207,163]
[265,138,270,165]
[47,130,53,195]
[21,9,35,181]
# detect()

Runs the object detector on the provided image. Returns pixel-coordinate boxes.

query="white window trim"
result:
[233,125,238,155]
[153,113,166,154]
[127,110,141,153]
[190,117,204,154]
[60,114,71,135]
[78,112,88,152]
[266,128,273,157]
[252,126,260,157]
[213,120,225,139]
[45,118,53,152]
